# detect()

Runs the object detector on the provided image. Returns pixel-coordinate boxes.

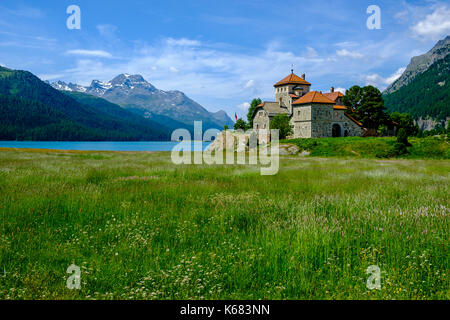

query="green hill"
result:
[283,136,449,159]
[384,50,450,121]
[0,67,171,141]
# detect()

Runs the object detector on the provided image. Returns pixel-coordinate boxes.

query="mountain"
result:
[50,74,234,130]
[385,36,450,94]
[49,80,87,93]
[0,66,170,141]
[383,36,450,129]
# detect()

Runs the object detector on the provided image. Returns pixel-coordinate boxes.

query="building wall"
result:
[332,110,363,137]
[254,103,363,139]
[275,84,311,115]
[290,104,363,138]
[253,109,270,131]
[275,85,293,114]
[293,85,310,97]
[290,105,312,138]
[310,104,332,138]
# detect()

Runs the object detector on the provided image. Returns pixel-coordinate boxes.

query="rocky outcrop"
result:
[416,117,450,131]
[207,131,251,152]
[207,132,301,156]
[279,144,300,155]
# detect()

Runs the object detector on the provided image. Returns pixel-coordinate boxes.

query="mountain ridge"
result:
[385,35,450,94]
[50,74,234,130]
[384,49,449,128]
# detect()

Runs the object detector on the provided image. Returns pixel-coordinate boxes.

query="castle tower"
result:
[274,71,311,115]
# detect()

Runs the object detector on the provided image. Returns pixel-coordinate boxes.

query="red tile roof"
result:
[333,105,347,110]
[292,91,334,105]
[274,73,311,87]
[324,92,344,102]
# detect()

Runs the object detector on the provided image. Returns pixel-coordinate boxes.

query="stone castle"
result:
[252,71,364,138]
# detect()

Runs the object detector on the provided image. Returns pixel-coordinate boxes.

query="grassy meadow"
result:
[0,147,448,300]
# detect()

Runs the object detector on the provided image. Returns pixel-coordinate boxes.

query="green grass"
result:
[282,136,449,159]
[0,148,448,300]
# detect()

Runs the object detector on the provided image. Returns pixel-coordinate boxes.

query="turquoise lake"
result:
[0,141,211,152]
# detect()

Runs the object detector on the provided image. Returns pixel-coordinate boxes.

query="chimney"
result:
[301,73,306,80]
[330,86,335,93]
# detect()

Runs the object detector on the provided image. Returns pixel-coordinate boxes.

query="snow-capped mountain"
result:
[50,80,87,93]
[51,74,234,129]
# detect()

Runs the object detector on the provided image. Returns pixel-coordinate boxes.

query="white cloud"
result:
[38,73,64,81]
[334,87,346,94]
[0,5,44,19]
[334,41,358,48]
[166,38,201,47]
[244,80,254,89]
[411,6,450,40]
[66,50,113,58]
[305,47,318,58]
[385,67,406,84]
[97,24,117,39]
[365,67,406,89]
[55,35,416,115]
[238,102,251,110]
[394,10,409,23]
[336,49,364,59]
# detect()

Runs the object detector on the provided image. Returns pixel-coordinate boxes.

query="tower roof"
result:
[274,72,311,87]
[292,91,334,105]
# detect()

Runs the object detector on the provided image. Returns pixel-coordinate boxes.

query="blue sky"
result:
[0,0,449,118]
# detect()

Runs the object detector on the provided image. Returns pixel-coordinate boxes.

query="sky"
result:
[0,0,449,119]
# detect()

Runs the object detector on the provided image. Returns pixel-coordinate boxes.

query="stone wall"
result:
[275,85,293,113]
[253,110,270,131]
[289,104,363,138]
[290,105,312,138]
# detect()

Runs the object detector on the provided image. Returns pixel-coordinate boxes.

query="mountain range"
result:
[50,74,234,132]
[0,67,171,141]
[383,35,449,130]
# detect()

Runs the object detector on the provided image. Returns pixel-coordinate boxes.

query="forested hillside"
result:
[0,67,171,141]
[384,54,450,121]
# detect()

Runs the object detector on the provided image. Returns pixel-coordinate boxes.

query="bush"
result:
[234,118,247,131]
[270,114,293,139]
[397,128,411,147]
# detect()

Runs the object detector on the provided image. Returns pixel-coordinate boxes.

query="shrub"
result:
[270,114,293,139]
[397,128,410,145]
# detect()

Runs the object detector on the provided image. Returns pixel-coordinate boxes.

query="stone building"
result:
[252,71,364,138]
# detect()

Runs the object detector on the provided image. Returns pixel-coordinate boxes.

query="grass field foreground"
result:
[0,148,448,299]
